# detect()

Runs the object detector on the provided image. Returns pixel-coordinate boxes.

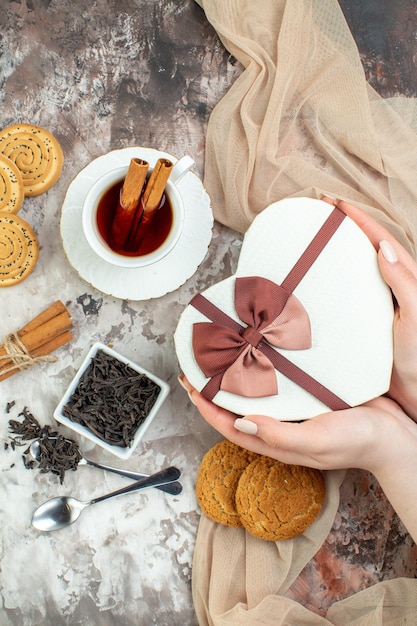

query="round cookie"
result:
[0,123,64,196]
[235,456,325,541]
[0,153,24,213]
[0,212,39,286]
[196,440,259,527]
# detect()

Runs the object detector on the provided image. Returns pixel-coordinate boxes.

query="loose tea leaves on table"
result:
[6,400,16,413]
[7,405,82,483]
[28,434,82,483]
[8,405,42,443]
[61,349,161,448]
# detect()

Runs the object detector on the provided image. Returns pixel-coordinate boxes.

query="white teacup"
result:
[82,155,193,268]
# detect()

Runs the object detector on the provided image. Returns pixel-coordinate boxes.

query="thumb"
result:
[234,414,331,467]
[234,414,310,451]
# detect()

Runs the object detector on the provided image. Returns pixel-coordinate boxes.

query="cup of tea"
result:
[82,154,194,268]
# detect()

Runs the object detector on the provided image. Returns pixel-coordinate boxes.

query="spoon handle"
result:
[84,458,182,495]
[90,466,181,505]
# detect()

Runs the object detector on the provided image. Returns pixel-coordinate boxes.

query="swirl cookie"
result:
[196,440,259,527]
[0,124,64,196]
[0,212,39,287]
[0,154,24,213]
[235,456,325,541]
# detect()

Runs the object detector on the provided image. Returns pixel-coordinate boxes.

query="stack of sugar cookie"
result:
[0,123,64,287]
[196,439,326,541]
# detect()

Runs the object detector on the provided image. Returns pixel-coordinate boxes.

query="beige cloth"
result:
[193,471,417,624]
[192,0,417,623]
[196,0,417,254]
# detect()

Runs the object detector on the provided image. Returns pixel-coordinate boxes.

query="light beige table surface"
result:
[1,1,416,624]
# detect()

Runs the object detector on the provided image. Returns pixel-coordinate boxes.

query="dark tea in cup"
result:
[82,163,185,268]
[96,178,174,257]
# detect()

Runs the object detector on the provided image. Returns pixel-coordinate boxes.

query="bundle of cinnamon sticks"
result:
[110,157,173,253]
[0,300,73,382]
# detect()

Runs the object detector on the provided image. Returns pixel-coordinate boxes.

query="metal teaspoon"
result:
[31,465,181,531]
[29,439,182,495]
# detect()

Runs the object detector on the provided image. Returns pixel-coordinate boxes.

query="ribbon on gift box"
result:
[191,207,351,411]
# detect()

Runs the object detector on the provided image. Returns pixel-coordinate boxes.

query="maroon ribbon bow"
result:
[190,207,351,411]
[192,276,312,397]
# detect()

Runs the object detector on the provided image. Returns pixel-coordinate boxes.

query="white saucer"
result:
[60,147,213,300]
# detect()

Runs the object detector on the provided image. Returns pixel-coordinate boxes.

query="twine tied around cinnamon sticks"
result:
[0,300,73,382]
[0,332,58,376]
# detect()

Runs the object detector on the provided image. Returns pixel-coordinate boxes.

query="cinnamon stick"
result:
[0,331,73,382]
[31,330,73,358]
[0,310,72,358]
[0,301,73,381]
[110,158,149,251]
[126,158,173,252]
[18,300,68,336]
[16,311,72,353]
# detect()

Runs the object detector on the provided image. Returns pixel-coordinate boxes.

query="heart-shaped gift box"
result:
[175,198,394,420]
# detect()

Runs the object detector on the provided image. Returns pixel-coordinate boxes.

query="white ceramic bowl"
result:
[82,165,185,268]
[54,342,170,459]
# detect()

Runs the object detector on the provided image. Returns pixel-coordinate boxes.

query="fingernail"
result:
[188,390,197,406]
[177,373,189,391]
[234,418,258,435]
[319,194,336,203]
[379,240,398,263]
[178,374,197,404]
[178,373,194,393]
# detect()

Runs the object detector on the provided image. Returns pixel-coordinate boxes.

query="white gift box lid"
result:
[174,198,394,420]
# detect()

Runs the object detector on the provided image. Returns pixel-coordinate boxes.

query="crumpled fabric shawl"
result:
[192,0,417,623]
[196,0,417,254]
[193,472,417,625]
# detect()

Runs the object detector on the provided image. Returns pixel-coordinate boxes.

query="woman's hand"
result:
[179,374,414,475]
[178,199,417,540]
[179,372,417,542]
[180,198,417,459]
[323,197,417,421]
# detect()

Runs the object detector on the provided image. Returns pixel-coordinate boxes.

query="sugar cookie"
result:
[196,440,259,527]
[0,153,24,213]
[0,212,39,286]
[235,456,325,541]
[0,123,64,196]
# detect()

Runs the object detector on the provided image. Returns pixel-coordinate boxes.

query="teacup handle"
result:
[170,155,195,185]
